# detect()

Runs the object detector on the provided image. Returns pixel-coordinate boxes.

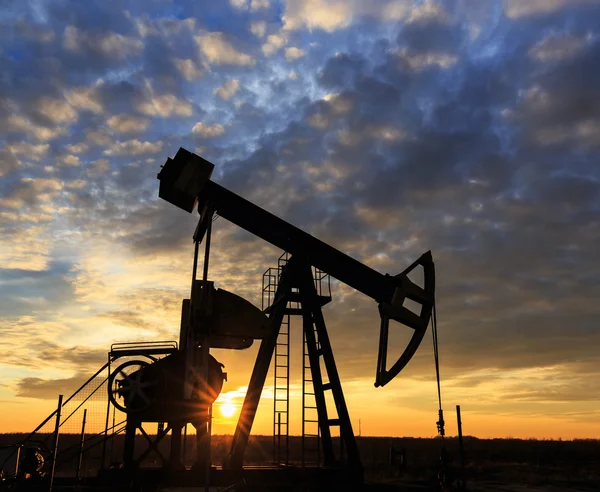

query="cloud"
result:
[251,0,270,9]
[64,85,105,114]
[192,122,226,137]
[37,97,78,125]
[281,0,414,32]
[529,33,589,63]
[231,0,270,10]
[86,129,112,147]
[16,373,97,400]
[285,47,306,61]
[104,139,163,156]
[5,114,64,142]
[6,143,50,161]
[2,0,600,437]
[135,84,193,118]
[262,33,287,55]
[195,32,255,66]
[250,21,267,38]
[58,154,81,167]
[97,310,149,329]
[107,114,150,133]
[87,158,110,177]
[65,142,89,154]
[214,79,240,100]
[173,57,203,81]
[0,150,20,177]
[63,26,143,60]
[135,16,196,38]
[282,0,354,32]
[504,0,600,18]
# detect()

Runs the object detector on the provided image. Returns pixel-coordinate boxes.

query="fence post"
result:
[76,409,87,479]
[49,394,63,492]
[456,405,466,490]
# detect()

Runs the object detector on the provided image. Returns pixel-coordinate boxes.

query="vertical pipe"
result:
[76,409,87,479]
[204,406,212,492]
[170,423,183,466]
[456,405,466,490]
[49,394,63,492]
[101,355,111,469]
[109,406,116,463]
[191,238,200,286]
[201,208,212,283]
[123,417,136,469]
[182,424,188,467]
[203,211,213,492]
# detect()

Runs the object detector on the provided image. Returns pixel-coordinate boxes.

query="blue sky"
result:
[1,0,600,437]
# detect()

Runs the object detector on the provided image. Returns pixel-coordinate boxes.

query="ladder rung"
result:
[275,365,288,368]
[275,375,288,379]
[322,383,333,391]
[327,419,341,426]
[304,419,319,423]
[304,406,317,409]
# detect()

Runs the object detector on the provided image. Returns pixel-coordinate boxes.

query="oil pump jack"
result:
[108,148,435,488]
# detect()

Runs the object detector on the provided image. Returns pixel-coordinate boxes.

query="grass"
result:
[1,433,598,487]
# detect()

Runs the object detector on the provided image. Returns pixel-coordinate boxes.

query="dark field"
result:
[1,433,599,490]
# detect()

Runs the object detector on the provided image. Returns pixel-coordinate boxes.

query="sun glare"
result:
[220,402,236,418]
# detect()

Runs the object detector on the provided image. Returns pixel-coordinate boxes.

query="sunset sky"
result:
[1,0,600,440]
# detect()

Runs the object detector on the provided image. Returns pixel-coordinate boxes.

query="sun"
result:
[220,402,236,418]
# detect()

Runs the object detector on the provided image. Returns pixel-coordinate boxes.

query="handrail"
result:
[110,340,177,352]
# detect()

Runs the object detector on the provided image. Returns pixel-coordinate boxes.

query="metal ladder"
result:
[273,313,290,465]
[302,320,320,467]
[262,253,333,468]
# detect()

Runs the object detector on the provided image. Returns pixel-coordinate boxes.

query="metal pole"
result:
[203,209,213,492]
[182,424,188,467]
[456,405,466,490]
[277,412,281,464]
[49,394,63,492]
[109,406,116,463]
[100,355,111,469]
[205,406,212,492]
[76,409,87,479]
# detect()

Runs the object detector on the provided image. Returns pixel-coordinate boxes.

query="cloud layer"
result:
[1,0,599,437]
